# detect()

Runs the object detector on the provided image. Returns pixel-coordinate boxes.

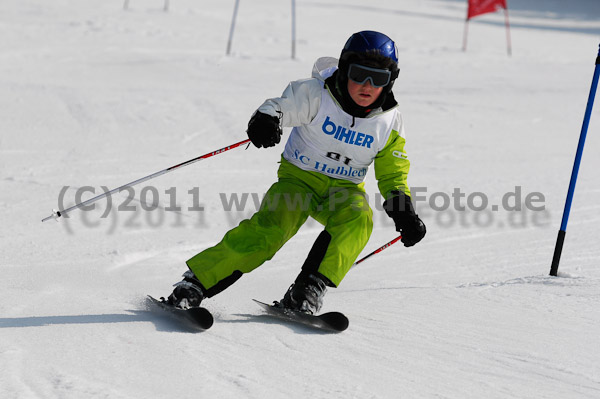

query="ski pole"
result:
[549,44,600,276]
[352,235,402,268]
[42,139,251,222]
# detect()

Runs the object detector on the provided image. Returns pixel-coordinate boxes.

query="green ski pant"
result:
[187,158,373,294]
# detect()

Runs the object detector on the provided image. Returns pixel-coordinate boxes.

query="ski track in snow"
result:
[2,0,600,398]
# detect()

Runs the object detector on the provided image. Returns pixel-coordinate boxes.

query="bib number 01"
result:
[326,151,352,165]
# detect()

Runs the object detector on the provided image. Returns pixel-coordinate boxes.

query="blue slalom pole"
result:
[550,44,600,276]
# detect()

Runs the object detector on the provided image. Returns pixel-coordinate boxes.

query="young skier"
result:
[165,31,426,314]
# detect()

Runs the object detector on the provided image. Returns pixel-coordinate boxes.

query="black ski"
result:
[146,295,214,330]
[253,299,349,332]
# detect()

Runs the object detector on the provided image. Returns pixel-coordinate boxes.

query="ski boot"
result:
[278,272,330,315]
[167,270,205,309]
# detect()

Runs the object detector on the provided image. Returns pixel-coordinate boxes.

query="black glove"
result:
[247,111,282,148]
[383,192,426,247]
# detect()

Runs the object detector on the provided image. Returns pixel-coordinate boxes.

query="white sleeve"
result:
[256,78,322,127]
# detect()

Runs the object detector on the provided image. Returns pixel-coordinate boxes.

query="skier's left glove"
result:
[247,111,282,148]
[383,191,426,247]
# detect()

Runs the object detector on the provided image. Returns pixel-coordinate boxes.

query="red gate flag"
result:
[463,0,512,55]
[467,0,507,20]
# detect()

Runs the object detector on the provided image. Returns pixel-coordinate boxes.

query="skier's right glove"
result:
[247,111,282,148]
[383,191,426,247]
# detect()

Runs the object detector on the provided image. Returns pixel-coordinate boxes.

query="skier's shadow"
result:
[0,312,147,328]
[0,310,202,334]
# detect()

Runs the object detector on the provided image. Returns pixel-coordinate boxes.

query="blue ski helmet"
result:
[338,31,400,94]
[341,30,398,63]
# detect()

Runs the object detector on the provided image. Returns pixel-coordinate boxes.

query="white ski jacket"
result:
[257,57,411,198]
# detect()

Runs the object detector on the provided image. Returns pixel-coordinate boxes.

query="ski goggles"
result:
[347,63,392,88]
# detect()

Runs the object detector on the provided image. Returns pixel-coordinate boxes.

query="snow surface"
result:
[2,0,600,398]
